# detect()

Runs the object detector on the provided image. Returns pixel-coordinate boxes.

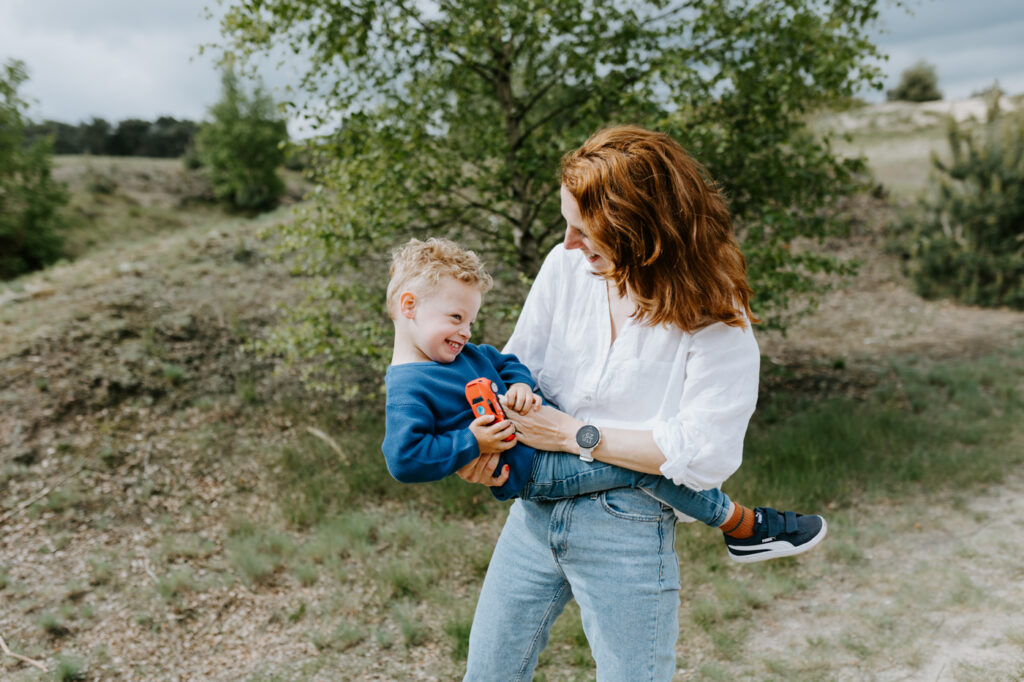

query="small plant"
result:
[392,601,429,647]
[84,165,117,195]
[45,487,79,513]
[135,612,159,632]
[292,562,318,587]
[0,568,9,590]
[443,616,472,661]
[226,528,296,587]
[161,363,188,385]
[156,567,198,602]
[53,654,87,681]
[287,601,306,623]
[39,611,72,638]
[157,533,216,562]
[235,372,259,406]
[311,622,365,651]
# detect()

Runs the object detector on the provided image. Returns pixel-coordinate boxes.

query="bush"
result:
[0,59,68,280]
[907,100,1024,309]
[194,69,287,212]
[887,61,942,102]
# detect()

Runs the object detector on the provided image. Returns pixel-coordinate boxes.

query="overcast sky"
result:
[1,0,1023,126]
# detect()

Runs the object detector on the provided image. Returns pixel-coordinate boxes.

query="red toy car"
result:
[465,378,515,442]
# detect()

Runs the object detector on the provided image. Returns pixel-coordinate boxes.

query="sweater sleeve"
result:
[382,400,481,483]
[653,321,760,491]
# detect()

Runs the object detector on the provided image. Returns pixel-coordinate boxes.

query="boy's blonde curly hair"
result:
[386,238,493,320]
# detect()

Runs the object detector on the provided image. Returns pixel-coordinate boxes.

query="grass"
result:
[731,347,1024,512]
[155,568,199,603]
[206,341,1022,678]
[225,525,297,587]
[52,654,87,681]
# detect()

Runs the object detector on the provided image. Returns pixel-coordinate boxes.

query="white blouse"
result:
[503,244,760,493]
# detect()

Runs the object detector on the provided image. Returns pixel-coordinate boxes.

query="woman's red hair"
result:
[560,125,758,332]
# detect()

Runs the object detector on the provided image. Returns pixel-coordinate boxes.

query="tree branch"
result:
[0,634,47,672]
[392,0,498,85]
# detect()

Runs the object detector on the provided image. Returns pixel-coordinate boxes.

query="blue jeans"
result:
[464,490,681,681]
[520,450,732,527]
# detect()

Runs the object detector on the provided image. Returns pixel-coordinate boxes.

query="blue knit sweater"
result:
[382,343,538,501]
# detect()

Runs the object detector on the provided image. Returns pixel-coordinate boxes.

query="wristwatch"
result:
[576,424,601,463]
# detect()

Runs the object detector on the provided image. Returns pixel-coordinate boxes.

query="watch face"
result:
[576,424,600,449]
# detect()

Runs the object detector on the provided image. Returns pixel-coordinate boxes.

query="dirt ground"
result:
[2,157,1024,680]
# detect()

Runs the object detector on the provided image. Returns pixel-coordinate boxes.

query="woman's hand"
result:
[456,453,510,487]
[500,401,582,453]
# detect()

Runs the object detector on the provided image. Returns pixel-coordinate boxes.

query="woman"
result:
[459,125,768,680]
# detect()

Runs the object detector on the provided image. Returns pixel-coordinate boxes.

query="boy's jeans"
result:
[519,450,732,527]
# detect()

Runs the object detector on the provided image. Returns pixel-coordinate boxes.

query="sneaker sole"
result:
[727,517,828,564]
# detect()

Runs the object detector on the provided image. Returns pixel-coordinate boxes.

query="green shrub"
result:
[194,68,287,212]
[887,61,942,102]
[0,59,69,279]
[907,102,1024,309]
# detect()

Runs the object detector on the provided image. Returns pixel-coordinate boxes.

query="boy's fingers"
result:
[470,414,496,428]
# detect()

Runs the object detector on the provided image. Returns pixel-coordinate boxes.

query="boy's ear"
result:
[399,292,416,318]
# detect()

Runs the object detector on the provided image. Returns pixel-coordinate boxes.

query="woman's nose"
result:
[564,226,583,250]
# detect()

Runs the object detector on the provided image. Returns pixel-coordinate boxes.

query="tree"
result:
[0,60,68,280]
[907,102,1024,309]
[217,0,885,394]
[106,118,150,156]
[194,68,288,211]
[146,116,199,157]
[887,60,942,102]
[26,120,80,154]
[79,117,112,155]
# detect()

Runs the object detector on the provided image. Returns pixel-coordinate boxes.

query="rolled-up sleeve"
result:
[653,321,760,491]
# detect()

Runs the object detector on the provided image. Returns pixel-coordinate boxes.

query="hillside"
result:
[2,110,1024,680]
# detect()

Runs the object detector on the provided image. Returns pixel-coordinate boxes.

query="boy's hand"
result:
[469,414,517,453]
[500,383,542,415]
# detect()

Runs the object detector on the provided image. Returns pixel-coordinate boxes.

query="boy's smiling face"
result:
[400,277,482,363]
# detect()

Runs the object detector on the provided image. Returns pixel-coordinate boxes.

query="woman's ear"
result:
[399,292,416,318]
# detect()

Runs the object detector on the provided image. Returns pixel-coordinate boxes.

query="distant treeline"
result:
[26,116,198,158]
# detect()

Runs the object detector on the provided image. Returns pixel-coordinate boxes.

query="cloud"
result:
[873,0,1024,99]
[0,0,220,122]
[2,0,1023,124]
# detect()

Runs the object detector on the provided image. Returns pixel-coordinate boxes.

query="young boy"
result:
[382,238,826,562]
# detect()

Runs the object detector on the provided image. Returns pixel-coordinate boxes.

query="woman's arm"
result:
[502,320,759,488]
[501,401,667,476]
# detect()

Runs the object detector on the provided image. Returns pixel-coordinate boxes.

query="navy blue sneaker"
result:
[724,507,827,563]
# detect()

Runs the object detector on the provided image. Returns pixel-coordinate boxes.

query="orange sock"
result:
[720,504,755,539]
